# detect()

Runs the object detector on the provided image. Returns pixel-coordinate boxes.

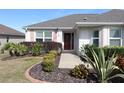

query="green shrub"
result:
[102,46,124,57]
[32,43,42,56]
[47,53,56,58]
[43,54,55,63]
[15,44,28,56]
[81,44,124,61]
[4,43,16,56]
[43,53,55,59]
[42,50,57,72]
[70,64,89,79]
[42,58,55,72]
[43,50,58,60]
[3,43,15,50]
[3,43,28,56]
[49,50,58,57]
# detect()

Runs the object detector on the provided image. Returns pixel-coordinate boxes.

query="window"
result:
[92,30,99,47]
[44,31,52,37]
[36,31,43,38]
[6,37,9,42]
[110,27,121,46]
[36,30,52,42]
[44,31,52,42]
[36,38,43,43]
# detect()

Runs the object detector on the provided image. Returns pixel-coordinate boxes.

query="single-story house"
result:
[0,24,25,48]
[24,9,124,55]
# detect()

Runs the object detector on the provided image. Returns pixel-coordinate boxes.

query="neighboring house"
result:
[0,24,25,48]
[24,9,124,55]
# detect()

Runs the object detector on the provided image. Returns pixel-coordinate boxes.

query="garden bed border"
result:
[25,62,49,83]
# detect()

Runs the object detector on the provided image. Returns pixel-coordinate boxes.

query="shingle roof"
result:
[96,9,124,22]
[26,9,124,28]
[0,24,24,36]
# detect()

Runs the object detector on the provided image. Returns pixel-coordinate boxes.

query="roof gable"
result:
[26,9,124,29]
[0,24,24,36]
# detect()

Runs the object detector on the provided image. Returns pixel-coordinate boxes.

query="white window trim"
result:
[92,37,99,39]
[109,27,122,46]
[36,31,52,42]
[36,32,43,38]
[36,37,43,39]
[92,30,99,46]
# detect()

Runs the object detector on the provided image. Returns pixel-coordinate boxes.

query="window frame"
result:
[92,30,99,47]
[109,27,122,46]
[36,30,52,42]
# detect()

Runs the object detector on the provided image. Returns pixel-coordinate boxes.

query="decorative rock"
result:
[27,56,97,83]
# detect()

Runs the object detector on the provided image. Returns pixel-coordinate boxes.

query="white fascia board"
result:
[24,27,73,30]
[76,22,124,25]
[74,22,124,29]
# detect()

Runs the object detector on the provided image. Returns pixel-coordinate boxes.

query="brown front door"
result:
[64,33,74,50]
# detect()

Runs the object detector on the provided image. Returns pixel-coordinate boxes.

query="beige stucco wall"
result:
[100,26,124,47]
[25,30,57,42]
[122,27,124,46]
[76,26,124,55]
[25,30,35,42]
[76,27,93,55]
[52,31,57,42]
[99,26,110,47]
[0,38,7,49]
[0,36,25,49]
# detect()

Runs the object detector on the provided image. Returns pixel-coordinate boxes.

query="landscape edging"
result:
[25,62,48,83]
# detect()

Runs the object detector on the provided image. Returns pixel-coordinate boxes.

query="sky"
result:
[0,9,110,33]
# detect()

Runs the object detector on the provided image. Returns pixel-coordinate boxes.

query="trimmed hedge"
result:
[20,42,62,54]
[97,46,124,57]
[81,45,124,61]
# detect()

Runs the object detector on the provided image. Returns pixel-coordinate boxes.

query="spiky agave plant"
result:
[83,47,124,83]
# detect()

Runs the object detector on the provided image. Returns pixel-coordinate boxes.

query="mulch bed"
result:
[29,55,97,83]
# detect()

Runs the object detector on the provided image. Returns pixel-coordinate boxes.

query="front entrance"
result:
[64,33,74,50]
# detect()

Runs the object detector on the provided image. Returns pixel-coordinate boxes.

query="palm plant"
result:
[82,46,124,83]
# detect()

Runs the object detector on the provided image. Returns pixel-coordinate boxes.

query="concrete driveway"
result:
[58,53,83,69]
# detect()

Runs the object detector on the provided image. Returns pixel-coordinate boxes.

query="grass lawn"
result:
[0,52,42,83]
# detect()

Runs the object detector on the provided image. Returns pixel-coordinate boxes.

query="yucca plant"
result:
[82,47,124,83]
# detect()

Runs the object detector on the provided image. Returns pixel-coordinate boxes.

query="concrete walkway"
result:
[58,53,83,69]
